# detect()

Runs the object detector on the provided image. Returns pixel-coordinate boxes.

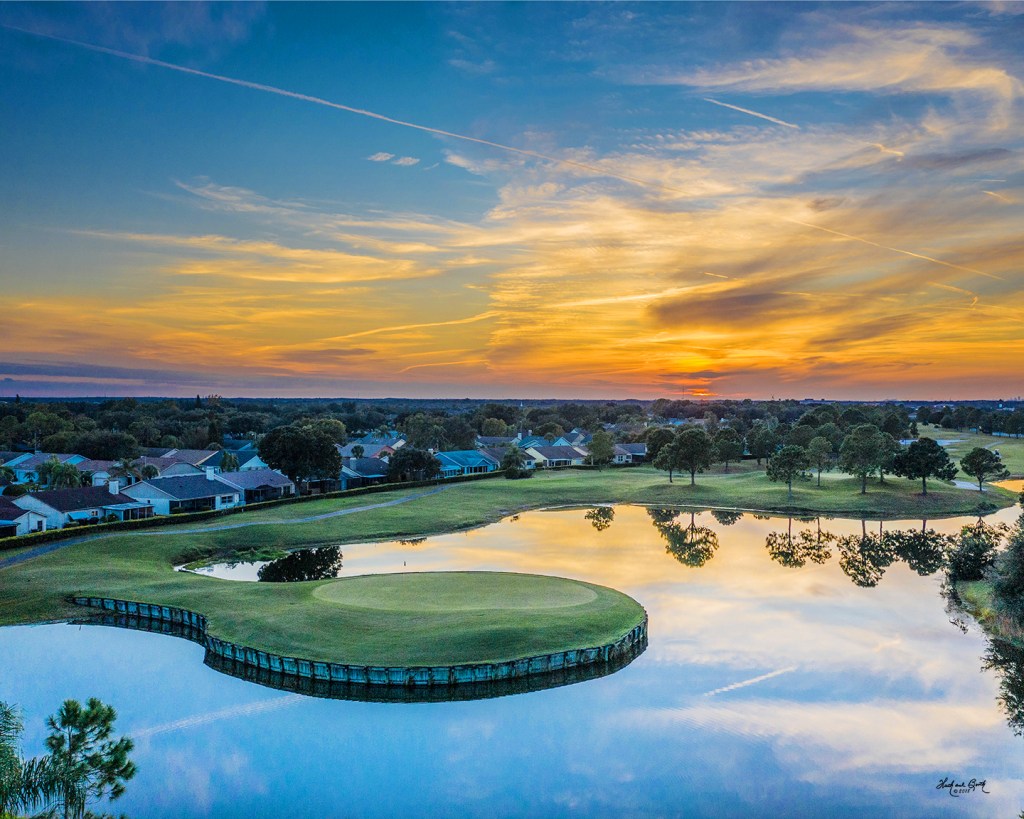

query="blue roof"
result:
[436,450,497,469]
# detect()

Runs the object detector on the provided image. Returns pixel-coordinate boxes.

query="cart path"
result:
[0,486,449,571]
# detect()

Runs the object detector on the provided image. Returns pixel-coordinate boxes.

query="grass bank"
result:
[956,580,1024,648]
[77,572,644,666]
[933,428,1024,479]
[0,465,1012,641]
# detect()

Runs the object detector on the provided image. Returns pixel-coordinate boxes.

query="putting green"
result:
[313,571,599,611]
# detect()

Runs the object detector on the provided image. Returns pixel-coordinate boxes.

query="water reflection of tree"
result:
[648,509,720,568]
[711,510,743,526]
[765,517,835,568]
[257,546,343,582]
[983,638,1024,737]
[887,523,952,576]
[585,507,615,532]
[836,521,896,587]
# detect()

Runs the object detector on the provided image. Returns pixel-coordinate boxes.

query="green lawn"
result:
[930,428,1024,479]
[43,567,645,666]
[0,464,1013,661]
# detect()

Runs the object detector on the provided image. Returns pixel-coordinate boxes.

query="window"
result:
[220,495,235,504]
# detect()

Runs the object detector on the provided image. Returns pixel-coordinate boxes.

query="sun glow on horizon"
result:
[0,3,1022,399]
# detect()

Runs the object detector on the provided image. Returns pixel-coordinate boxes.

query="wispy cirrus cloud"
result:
[644,25,1022,127]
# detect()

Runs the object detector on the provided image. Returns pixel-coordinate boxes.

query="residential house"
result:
[6,453,88,484]
[122,471,242,515]
[556,429,594,448]
[524,446,588,468]
[354,433,406,450]
[222,437,257,452]
[616,443,648,463]
[475,435,520,449]
[218,468,295,503]
[13,483,154,529]
[336,442,396,459]
[0,497,46,536]
[478,446,535,469]
[339,457,389,490]
[154,448,268,474]
[435,450,500,478]
[515,435,554,451]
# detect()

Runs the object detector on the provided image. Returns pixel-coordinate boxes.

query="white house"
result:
[12,482,154,529]
[524,446,588,468]
[122,470,242,516]
[0,497,46,536]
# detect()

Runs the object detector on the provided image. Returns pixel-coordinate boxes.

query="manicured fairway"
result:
[0,465,1010,663]
[77,571,645,667]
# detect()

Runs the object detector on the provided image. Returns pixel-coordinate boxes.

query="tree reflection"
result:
[257,546,343,582]
[887,523,952,576]
[836,521,896,588]
[765,517,835,568]
[585,507,615,532]
[648,509,720,568]
[711,510,743,526]
[983,638,1024,737]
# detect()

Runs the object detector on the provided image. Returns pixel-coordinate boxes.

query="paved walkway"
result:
[0,486,448,571]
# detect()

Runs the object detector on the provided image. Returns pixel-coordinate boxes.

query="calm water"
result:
[3,504,1023,817]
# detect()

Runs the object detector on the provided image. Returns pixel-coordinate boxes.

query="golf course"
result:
[0,463,1014,673]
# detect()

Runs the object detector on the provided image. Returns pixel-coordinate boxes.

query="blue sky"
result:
[0,2,1022,398]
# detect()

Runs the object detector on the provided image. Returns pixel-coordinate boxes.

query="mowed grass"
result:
[0,464,1012,660]
[932,428,1024,479]
[20,565,643,665]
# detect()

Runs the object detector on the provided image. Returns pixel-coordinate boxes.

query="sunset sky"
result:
[1,2,1021,400]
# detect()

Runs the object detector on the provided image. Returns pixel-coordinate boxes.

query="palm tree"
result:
[37,458,84,489]
[220,451,240,472]
[0,701,61,817]
[111,458,141,486]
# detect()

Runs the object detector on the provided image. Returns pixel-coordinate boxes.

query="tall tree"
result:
[960,447,1010,492]
[994,513,1024,621]
[892,437,957,495]
[838,424,887,494]
[671,427,715,486]
[714,427,744,473]
[258,424,342,491]
[586,430,615,469]
[480,417,509,437]
[307,417,348,444]
[43,697,136,819]
[747,424,780,466]
[644,427,675,461]
[875,432,902,484]
[387,447,441,482]
[766,445,809,500]
[806,436,833,487]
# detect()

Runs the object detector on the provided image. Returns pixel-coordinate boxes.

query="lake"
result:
[2,503,1023,817]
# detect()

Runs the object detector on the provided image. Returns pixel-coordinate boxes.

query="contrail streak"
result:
[982,190,1013,204]
[3,24,999,282]
[703,666,797,697]
[704,97,800,129]
[784,218,1004,281]
[325,311,500,341]
[1,25,694,198]
[131,695,303,738]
